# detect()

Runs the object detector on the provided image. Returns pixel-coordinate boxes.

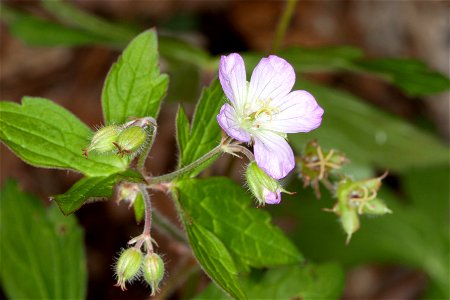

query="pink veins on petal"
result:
[217,53,324,179]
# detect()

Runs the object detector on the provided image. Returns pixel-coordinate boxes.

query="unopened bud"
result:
[115,248,143,291]
[117,182,140,207]
[83,125,121,158]
[245,162,292,205]
[142,253,165,296]
[114,126,147,157]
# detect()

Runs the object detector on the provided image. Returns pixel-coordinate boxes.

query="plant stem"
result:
[135,185,153,251]
[153,207,188,244]
[137,126,157,173]
[148,144,223,184]
[271,0,298,54]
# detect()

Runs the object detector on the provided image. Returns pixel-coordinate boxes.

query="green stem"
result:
[153,207,188,244]
[135,185,153,252]
[149,144,223,184]
[271,0,298,54]
[137,126,157,173]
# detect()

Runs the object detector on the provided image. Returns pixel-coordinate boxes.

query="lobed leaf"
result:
[0,180,87,299]
[53,170,144,215]
[102,29,169,125]
[0,98,128,177]
[177,80,225,176]
[175,178,303,272]
[196,263,345,300]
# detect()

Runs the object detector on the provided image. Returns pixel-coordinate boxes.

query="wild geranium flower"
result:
[217,53,324,179]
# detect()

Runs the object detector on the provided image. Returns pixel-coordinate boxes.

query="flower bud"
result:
[142,253,165,296]
[115,248,143,291]
[83,125,121,158]
[114,126,147,157]
[116,182,140,207]
[246,161,290,205]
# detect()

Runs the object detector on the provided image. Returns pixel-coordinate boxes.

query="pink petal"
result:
[217,103,251,142]
[268,90,324,133]
[248,55,295,105]
[263,188,282,204]
[218,53,247,109]
[253,131,295,179]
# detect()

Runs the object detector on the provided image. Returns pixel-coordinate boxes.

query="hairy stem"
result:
[135,185,153,252]
[271,0,298,53]
[148,144,223,184]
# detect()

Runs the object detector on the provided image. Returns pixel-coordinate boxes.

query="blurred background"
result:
[1,1,449,299]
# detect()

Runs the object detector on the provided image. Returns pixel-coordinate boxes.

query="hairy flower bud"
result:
[116,182,140,206]
[362,198,392,215]
[246,161,291,205]
[142,253,165,296]
[83,125,121,158]
[115,248,143,291]
[340,209,360,244]
[114,126,147,157]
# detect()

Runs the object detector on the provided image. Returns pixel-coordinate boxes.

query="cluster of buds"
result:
[297,140,348,198]
[82,117,156,158]
[115,248,165,295]
[245,161,293,206]
[326,173,391,243]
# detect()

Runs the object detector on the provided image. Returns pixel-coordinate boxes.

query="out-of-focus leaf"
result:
[0,98,128,177]
[159,36,211,68]
[290,81,449,172]
[177,80,224,177]
[41,0,135,46]
[1,5,107,46]
[175,105,190,166]
[196,263,345,300]
[53,170,144,215]
[102,29,168,125]
[133,193,145,223]
[175,178,302,272]
[275,166,449,298]
[0,180,86,299]
[186,223,246,299]
[353,58,450,96]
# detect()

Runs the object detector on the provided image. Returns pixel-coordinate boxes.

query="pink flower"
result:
[217,53,324,179]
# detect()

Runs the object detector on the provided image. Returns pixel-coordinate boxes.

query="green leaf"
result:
[1,5,107,47]
[0,179,86,299]
[41,0,135,46]
[102,29,169,125]
[159,36,211,69]
[196,263,345,300]
[290,81,449,172]
[186,223,246,299]
[175,177,302,272]
[133,193,145,223]
[0,98,128,177]
[175,105,190,166]
[177,80,225,176]
[53,170,144,215]
[354,58,450,96]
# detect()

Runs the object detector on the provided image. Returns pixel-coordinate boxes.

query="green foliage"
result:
[354,58,450,96]
[0,180,86,299]
[173,178,302,297]
[276,166,449,298]
[53,170,144,215]
[197,263,345,300]
[0,97,128,177]
[0,5,106,47]
[102,30,169,125]
[290,81,449,173]
[176,80,225,176]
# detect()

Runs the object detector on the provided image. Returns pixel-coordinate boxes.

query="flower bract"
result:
[217,53,324,179]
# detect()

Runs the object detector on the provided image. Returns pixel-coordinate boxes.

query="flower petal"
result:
[268,90,324,133]
[263,188,282,205]
[253,131,295,179]
[248,55,295,105]
[218,53,247,109]
[217,103,251,142]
